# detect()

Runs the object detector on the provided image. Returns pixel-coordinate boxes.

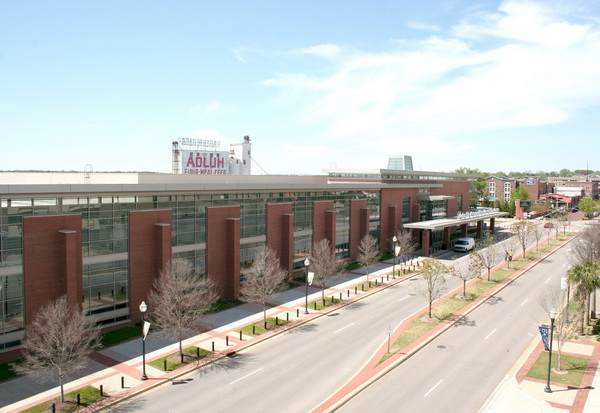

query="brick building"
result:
[0,169,476,360]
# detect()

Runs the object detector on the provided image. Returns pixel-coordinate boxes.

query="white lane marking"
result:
[230,368,263,385]
[544,278,551,284]
[424,379,443,397]
[334,323,355,334]
[521,298,529,306]
[485,328,497,340]
[398,296,410,302]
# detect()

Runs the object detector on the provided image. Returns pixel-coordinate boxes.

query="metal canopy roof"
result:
[403,210,509,231]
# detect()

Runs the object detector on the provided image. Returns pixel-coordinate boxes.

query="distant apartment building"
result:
[484,176,554,203]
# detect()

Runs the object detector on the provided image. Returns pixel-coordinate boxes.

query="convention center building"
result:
[0,168,494,360]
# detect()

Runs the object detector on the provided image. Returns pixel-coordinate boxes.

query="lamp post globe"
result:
[304,258,310,314]
[140,301,148,380]
[544,308,557,393]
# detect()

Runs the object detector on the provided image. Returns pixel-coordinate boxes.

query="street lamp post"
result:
[304,258,310,314]
[545,308,557,393]
[392,236,398,278]
[140,301,148,381]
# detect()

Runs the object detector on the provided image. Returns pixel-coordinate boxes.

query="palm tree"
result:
[567,261,600,334]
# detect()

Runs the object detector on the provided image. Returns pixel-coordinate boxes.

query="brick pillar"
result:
[476,220,483,238]
[325,210,337,253]
[350,200,369,261]
[281,213,294,275]
[490,217,496,234]
[59,229,82,311]
[422,230,431,257]
[388,205,398,250]
[515,199,524,220]
[461,223,468,237]
[226,217,241,299]
[443,227,451,250]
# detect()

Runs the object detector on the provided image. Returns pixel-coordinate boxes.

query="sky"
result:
[1,0,600,175]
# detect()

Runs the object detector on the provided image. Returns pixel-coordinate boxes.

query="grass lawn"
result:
[148,346,212,372]
[379,232,573,364]
[239,317,291,337]
[100,326,142,347]
[22,385,106,413]
[526,352,590,387]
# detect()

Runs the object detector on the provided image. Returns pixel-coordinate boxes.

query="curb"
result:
[318,234,577,412]
[86,267,423,412]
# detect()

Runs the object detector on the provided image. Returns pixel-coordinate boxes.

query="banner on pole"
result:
[539,325,550,351]
[307,271,315,286]
[394,246,401,256]
[560,277,567,291]
[143,321,151,340]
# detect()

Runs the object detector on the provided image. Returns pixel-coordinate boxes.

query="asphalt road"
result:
[112,233,560,413]
[337,239,573,413]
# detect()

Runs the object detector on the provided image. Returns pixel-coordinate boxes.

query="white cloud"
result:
[188,101,222,116]
[261,0,600,152]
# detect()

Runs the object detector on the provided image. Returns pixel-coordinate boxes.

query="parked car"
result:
[453,237,475,252]
[544,222,554,228]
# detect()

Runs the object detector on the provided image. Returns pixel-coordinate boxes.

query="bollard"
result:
[226,336,229,346]
[164,360,167,371]
[355,286,357,294]
[212,341,215,352]
[239,330,243,340]
[331,295,334,303]
[296,308,299,317]
[347,289,350,297]
[52,404,56,413]
[197,346,200,357]
[381,277,384,284]
[253,325,256,335]
[286,312,289,321]
[369,281,371,288]
[121,376,125,389]
[340,292,342,301]
[362,284,365,291]
[314,302,317,310]
[100,384,104,397]
[98,292,101,299]
[275,316,279,326]
[387,274,389,281]
[77,393,81,406]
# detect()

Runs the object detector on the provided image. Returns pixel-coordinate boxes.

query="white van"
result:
[453,237,475,252]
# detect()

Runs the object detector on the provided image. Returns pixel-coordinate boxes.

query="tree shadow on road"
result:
[484,296,504,306]
[451,315,476,327]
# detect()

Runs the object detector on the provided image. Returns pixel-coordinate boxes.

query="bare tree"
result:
[149,259,219,363]
[357,234,379,282]
[531,223,545,251]
[415,258,448,319]
[13,296,101,403]
[475,233,502,281]
[538,286,574,372]
[392,229,418,263]
[239,247,288,329]
[448,252,484,298]
[310,239,346,305]
[512,220,534,259]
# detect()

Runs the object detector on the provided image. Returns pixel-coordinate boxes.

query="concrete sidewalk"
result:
[0,257,425,413]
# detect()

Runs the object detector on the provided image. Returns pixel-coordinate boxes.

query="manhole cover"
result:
[437,345,446,349]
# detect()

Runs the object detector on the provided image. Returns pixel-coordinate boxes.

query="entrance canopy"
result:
[403,209,508,231]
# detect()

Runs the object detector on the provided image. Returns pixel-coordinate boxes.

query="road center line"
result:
[230,368,263,385]
[521,298,529,306]
[398,296,410,302]
[424,379,443,397]
[334,323,355,334]
[485,328,497,340]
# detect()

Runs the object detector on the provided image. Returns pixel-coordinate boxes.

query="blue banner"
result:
[539,326,550,351]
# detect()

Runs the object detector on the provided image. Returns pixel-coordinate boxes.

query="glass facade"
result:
[0,188,380,348]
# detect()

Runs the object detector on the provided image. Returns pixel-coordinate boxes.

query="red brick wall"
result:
[380,188,418,252]
[266,203,294,275]
[313,201,335,250]
[431,181,471,217]
[350,199,369,261]
[206,206,241,299]
[129,210,172,322]
[22,215,82,325]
